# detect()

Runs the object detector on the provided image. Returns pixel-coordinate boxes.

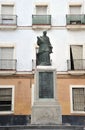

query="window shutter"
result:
[71,45,82,60]
[0,47,14,69]
[36,6,47,15]
[70,6,81,14]
[70,45,83,70]
[0,88,12,111]
[1,5,14,15]
[1,47,14,59]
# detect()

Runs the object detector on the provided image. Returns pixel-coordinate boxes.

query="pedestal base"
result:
[31,66,62,125]
[31,102,62,124]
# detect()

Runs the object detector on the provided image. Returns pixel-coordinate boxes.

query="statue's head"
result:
[43,31,47,36]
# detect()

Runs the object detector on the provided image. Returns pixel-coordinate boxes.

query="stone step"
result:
[0,125,84,130]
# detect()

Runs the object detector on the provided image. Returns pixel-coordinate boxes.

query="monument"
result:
[31,31,62,124]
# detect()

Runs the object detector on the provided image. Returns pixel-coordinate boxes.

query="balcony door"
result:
[69,5,82,24]
[0,47,14,70]
[70,45,83,70]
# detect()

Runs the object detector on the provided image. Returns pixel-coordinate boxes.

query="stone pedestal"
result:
[31,66,62,124]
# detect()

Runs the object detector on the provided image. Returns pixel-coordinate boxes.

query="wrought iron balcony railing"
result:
[67,59,85,71]
[32,15,51,25]
[0,59,17,70]
[66,14,85,25]
[0,14,17,25]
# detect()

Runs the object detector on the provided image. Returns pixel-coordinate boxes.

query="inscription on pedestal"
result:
[39,72,54,98]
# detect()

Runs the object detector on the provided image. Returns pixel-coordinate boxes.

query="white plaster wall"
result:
[0,0,68,26]
[0,30,36,71]
[0,29,85,71]
[0,0,85,71]
[0,0,84,26]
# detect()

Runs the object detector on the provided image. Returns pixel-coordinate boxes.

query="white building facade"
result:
[0,0,85,125]
[0,0,85,72]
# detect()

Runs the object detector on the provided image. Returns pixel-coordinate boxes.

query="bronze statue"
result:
[36,31,53,65]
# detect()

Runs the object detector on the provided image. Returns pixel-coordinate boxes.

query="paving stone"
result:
[0,125,84,130]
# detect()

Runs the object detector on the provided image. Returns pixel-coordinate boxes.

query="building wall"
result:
[0,0,85,71]
[0,73,85,116]
[0,73,85,125]
[57,74,85,115]
[0,29,85,71]
[0,0,85,125]
[0,74,34,115]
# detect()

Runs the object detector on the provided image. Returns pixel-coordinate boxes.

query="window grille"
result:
[72,88,85,111]
[0,88,12,111]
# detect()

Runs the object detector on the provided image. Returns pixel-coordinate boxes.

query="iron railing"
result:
[32,15,51,25]
[67,59,85,71]
[0,59,17,70]
[66,14,85,25]
[0,14,17,25]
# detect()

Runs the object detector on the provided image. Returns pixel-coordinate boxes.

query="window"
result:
[0,3,17,26]
[70,45,83,70]
[70,85,85,113]
[32,3,51,28]
[0,86,14,113]
[0,47,15,70]
[1,4,14,23]
[67,4,83,25]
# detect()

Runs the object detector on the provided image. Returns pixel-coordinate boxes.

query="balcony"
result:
[0,59,17,75]
[0,14,17,29]
[32,15,51,29]
[66,14,85,30]
[67,59,85,75]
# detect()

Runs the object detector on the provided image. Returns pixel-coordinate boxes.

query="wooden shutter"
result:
[70,45,83,70]
[36,6,47,15]
[70,6,81,14]
[1,47,14,59]
[1,5,14,15]
[0,47,14,69]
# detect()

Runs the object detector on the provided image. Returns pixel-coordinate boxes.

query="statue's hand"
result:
[37,36,41,45]
[37,36,39,39]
